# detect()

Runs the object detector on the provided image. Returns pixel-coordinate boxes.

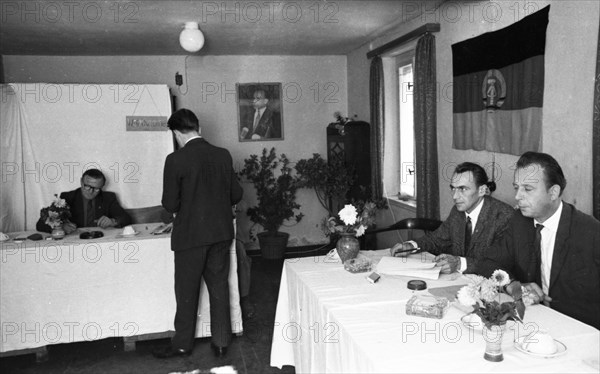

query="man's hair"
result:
[82,168,105,183]
[167,108,199,133]
[516,151,566,195]
[454,162,496,192]
[254,88,269,100]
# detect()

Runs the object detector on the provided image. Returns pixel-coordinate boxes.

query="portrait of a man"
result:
[237,83,283,141]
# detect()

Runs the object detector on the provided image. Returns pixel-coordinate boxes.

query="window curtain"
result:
[369,56,384,201]
[0,84,41,232]
[414,33,440,220]
[593,19,600,220]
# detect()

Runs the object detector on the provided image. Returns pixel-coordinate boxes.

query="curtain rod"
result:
[367,23,440,59]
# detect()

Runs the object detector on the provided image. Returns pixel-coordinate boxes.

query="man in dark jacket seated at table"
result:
[477,152,600,329]
[36,169,131,233]
[390,162,514,274]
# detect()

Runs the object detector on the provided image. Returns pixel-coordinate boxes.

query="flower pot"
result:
[51,227,66,240]
[257,231,289,260]
[336,233,360,263]
[482,323,506,362]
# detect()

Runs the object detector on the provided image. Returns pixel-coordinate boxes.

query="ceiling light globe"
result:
[179,22,205,53]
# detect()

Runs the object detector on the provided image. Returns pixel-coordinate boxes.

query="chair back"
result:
[364,217,442,242]
[125,205,172,224]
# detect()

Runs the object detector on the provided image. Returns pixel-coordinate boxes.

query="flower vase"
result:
[336,233,360,263]
[51,227,66,240]
[482,323,506,362]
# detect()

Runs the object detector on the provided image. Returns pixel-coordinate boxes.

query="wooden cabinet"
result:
[326,120,372,204]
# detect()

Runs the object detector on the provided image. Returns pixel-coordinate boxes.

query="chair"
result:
[364,217,442,243]
[125,205,172,224]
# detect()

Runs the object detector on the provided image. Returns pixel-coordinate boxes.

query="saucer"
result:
[117,231,140,238]
[514,336,567,358]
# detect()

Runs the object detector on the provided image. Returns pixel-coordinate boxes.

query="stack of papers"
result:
[376,256,441,280]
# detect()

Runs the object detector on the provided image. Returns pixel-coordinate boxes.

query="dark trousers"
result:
[172,240,232,350]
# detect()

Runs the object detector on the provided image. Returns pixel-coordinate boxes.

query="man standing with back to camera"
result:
[153,108,243,359]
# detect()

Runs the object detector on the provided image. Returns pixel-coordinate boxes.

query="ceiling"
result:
[0,0,437,56]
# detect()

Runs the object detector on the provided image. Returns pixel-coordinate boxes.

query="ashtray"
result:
[406,294,449,319]
[343,255,372,273]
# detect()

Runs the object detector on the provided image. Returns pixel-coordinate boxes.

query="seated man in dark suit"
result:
[477,152,600,329]
[36,169,131,233]
[391,162,513,274]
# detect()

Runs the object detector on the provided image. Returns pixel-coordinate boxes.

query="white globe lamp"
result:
[179,22,205,53]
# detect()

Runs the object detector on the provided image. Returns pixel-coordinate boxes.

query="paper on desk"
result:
[376,256,441,280]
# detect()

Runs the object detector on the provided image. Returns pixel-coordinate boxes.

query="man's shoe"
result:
[152,345,192,359]
[210,343,228,358]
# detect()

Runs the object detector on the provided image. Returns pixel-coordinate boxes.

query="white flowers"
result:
[491,270,510,287]
[338,204,358,225]
[458,271,510,306]
[54,197,67,208]
[457,283,479,306]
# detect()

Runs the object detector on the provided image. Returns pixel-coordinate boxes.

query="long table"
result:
[270,250,600,373]
[0,223,242,354]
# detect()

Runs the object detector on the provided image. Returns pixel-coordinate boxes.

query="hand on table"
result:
[523,282,552,306]
[390,242,418,257]
[97,216,117,229]
[434,254,460,274]
[62,221,77,234]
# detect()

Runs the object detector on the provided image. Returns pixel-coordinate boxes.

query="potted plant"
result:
[239,148,304,259]
[295,153,355,218]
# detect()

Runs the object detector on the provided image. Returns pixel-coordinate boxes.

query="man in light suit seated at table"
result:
[477,152,600,329]
[390,162,514,274]
[36,168,131,233]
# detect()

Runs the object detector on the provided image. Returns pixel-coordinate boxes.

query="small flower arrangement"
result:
[457,270,525,329]
[328,112,355,135]
[39,194,71,229]
[326,201,378,237]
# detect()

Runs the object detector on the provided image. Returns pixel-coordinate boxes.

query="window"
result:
[382,50,416,206]
[397,54,416,201]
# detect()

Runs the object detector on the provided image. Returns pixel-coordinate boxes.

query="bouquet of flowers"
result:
[457,270,525,329]
[326,201,378,237]
[39,194,72,229]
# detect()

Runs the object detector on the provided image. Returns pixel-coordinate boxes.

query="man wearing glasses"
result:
[390,162,513,274]
[36,168,131,233]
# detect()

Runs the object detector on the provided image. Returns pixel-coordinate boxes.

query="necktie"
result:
[253,110,261,131]
[533,224,544,286]
[86,199,95,227]
[464,216,472,253]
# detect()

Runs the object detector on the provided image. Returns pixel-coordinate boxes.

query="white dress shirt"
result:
[534,201,563,295]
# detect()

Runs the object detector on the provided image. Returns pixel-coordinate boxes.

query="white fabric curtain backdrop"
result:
[0,84,43,232]
[0,84,173,232]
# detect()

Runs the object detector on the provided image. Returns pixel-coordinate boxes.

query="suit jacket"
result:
[162,138,243,251]
[415,195,513,273]
[477,203,600,329]
[243,107,281,139]
[36,189,132,233]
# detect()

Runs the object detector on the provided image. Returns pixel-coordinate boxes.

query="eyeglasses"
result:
[82,184,102,193]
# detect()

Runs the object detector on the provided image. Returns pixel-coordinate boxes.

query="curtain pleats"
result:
[369,57,384,201]
[593,20,600,220]
[414,34,440,220]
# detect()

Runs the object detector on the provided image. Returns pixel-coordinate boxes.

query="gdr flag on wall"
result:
[452,5,549,156]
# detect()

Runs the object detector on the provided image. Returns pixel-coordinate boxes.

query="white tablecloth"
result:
[270,250,600,373]
[0,223,242,353]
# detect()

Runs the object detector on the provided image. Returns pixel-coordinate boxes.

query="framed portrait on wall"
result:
[237,83,283,141]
